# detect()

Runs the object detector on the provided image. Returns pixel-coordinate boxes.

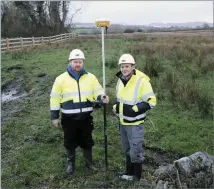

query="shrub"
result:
[105,55,118,69]
[158,69,213,118]
[124,29,135,33]
[200,54,214,74]
[143,55,164,77]
[125,42,155,58]
[197,94,213,118]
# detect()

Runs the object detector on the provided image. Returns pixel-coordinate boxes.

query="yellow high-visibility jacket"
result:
[50,68,104,120]
[114,69,156,125]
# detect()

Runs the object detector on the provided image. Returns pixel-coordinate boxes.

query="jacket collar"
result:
[67,65,88,81]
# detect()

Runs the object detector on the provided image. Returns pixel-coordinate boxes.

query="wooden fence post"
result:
[42,36,44,44]
[20,37,23,48]
[32,37,34,46]
[49,36,51,44]
[6,38,9,51]
[61,34,62,42]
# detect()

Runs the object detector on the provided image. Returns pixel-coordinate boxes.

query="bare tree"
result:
[1,1,80,37]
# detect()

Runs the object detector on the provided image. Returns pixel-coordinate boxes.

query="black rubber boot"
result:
[66,149,75,174]
[83,149,98,172]
[133,163,142,181]
[118,155,134,176]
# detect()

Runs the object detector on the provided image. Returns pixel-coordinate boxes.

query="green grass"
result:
[1,35,213,188]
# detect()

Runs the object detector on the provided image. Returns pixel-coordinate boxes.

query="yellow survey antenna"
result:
[95,18,110,176]
[95,19,110,27]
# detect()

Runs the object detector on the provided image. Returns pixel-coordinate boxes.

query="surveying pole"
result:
[95,19,110,174]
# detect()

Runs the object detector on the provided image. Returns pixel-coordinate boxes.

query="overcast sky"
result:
[70,1,213,25]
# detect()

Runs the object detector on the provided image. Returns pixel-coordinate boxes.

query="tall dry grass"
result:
[126,35,213,118]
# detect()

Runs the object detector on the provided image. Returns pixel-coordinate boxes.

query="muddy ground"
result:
[1,78,213,188]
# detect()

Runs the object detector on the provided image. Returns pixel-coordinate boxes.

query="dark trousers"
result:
[61,116,94,151]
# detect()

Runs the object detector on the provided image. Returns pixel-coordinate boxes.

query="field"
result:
[72,28,213,36]
[1,33,214,188]
[73,28,101,35]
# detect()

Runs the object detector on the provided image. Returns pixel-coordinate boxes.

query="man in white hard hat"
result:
[113,54,156,181]
[50,49,109,175]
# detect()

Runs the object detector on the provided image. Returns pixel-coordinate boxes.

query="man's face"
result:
[120,63,135,77]
[70,59,84,72]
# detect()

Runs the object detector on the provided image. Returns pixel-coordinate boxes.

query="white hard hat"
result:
[68,49,85,60]
[118,54,135,65]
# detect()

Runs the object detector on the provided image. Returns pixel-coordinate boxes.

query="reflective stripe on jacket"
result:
[115,69,156,125]
[50,71,104,120]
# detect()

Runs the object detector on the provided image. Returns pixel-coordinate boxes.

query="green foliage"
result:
[105,55,118,69]
[200,53,214,74]
[143,55,164,77]
[124,28,135,33]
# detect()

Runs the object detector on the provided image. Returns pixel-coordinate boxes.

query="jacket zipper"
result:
[77,79,82,113]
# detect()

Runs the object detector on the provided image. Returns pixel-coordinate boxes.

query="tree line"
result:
[1,1,78,38]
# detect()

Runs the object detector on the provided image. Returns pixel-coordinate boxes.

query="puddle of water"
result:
[1,89,27,102]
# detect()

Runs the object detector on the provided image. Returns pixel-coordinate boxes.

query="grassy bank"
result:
[1,34,213,188]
